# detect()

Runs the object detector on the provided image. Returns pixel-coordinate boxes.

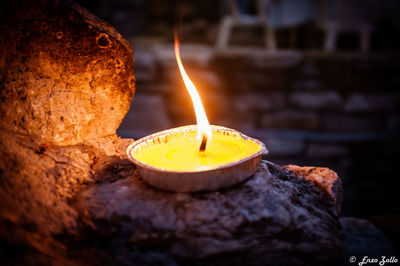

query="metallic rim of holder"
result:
[126,125,269,192]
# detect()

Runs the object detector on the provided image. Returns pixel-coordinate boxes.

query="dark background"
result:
[76,0,400,234]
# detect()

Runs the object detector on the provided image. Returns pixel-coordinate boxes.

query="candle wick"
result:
[199,134,208,152]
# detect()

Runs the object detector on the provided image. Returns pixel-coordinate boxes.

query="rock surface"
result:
[283,165,343,214]
[0,128,133,265]
[0,0,135,146]
[71,161,344,266]
[0,121,346,266]
[341,217,399,258]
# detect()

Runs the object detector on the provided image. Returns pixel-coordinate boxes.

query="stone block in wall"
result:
[301,60,319,77]
[234,93,286,113]
[163,66,222,94]
[118,94,171,136]
[345,93,400,112]
[292,79,324,91]
[212,50,299,92]
[134,49,157,82]
[260,110,319,131]
[289,91,343,110]
[214,49,302,69]
[290,60,324,91]
[170,90,231,126]
[153,43,214,69]
[246,70,287,91]
[387,115,400,132]
[256,134,306,157]
[250,50,302,69]
[227,117,258,133]
[211,51,249,74]
[306,143,348,158]
[322,113,382,133]
[162,68,181,88]
[138,84,173,95]
[214,71,286,92]
[312,55,400,93]
[188,71,223,94]
[265,137,306,157]
[162,67,228,124]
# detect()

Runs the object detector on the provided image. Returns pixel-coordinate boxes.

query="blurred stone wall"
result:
[118,44,400,217]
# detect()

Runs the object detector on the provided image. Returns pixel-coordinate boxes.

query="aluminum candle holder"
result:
[127,125,268,192]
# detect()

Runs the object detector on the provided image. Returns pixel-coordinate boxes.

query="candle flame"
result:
[174,34,212,151]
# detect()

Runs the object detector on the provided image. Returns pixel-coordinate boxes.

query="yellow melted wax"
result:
[134,131,261,172]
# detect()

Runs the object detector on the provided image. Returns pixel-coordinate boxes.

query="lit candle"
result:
[134,126,261,172]
[127,34,267,192]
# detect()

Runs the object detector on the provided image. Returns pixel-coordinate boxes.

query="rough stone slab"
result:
[73,161,344,266]
[283,165,343,214]
[0,128,133,264]
[0,0,135,145]
[0,125,345,266]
